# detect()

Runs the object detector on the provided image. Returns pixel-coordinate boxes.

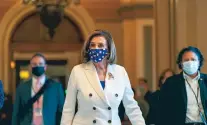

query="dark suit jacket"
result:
[12,78,65,125]
[159,72,207,125]
[0,80,4,109]
[145,90,160,125]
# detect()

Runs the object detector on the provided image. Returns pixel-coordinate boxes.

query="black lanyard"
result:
[32,83,43,106]
[186,78,207,124]
[185,79,200,106]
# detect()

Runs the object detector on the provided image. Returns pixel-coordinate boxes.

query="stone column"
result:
[123,19,138,87]
[155,0,172,78]
[119,0,153,88]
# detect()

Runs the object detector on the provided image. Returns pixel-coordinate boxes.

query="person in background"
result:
[12,53,65,125]
[158,68,175,89]
[61,30,145,125]
[159,46,207,125]
[135,78,150,119]
[0,93,12,125]
[0,81,4,110]
[145,68,175,125]
[136,78,150,98]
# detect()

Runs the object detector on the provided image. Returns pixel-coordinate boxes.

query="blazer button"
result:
[115,94,118,97]
[89,93,93,97]
[93,120,96,123]
[93,107,96,110]
[108,120,112,123]
[108,107,111,110]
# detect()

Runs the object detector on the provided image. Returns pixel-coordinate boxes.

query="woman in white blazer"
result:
[61,30,145,125]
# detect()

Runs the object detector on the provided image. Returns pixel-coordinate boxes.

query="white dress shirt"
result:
[31,75,46,125]
[31,75,46,97]
[184,72,205,123]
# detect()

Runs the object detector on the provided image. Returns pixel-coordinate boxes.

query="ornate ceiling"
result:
[0,0,153,22]
[81,0,120,8]
[81,0,121,21]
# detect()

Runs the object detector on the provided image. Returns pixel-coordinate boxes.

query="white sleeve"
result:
[61,67,78,125]
[122,68,146,125]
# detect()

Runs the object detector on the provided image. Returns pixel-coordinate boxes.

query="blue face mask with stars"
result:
[88,49,108,63]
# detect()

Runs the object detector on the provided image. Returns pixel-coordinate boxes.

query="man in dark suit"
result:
[0,81,4,109]
[159,46,207,125]
[12,53,65,125]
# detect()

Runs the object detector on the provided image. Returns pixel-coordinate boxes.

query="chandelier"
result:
[23,0,71,39]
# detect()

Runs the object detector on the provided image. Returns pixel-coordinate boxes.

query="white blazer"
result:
[61,61,145,125]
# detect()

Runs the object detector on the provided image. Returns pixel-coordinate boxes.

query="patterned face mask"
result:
[88,49,108,63]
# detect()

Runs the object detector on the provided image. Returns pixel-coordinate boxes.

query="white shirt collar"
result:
[183,71,200,81]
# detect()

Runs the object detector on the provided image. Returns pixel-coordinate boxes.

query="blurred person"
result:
[0,81,4,109]
[159,46,207,125]
[0,93,12,125]
[135,78,150,119]
[145,68,175,125]
[158,68,175,89]
[12,53,65,125]
[136,78,150,98]
[61,30,145,125]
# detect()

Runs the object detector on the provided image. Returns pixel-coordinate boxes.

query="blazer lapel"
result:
[105,64,115,81]
[42,77,49,124]
[181,72,207,118]
[179,72,187,112]
[104,64,115,105]
[83,62,109,105]
[199,74,207,118]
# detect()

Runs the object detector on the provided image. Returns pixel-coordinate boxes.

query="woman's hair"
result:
[158,68,175,88]
[176,46,204,70]
[81,30,117,64]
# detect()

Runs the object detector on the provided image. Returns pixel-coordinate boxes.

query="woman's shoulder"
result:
[110,64,123,68]
[109,64,126,72]
[71,63,126,72]
[71,63,86,70]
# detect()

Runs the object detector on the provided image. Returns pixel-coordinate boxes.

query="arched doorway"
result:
[12,12,84,93]
[0,1,95,95]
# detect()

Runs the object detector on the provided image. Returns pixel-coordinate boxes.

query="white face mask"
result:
[182,61,199,75]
